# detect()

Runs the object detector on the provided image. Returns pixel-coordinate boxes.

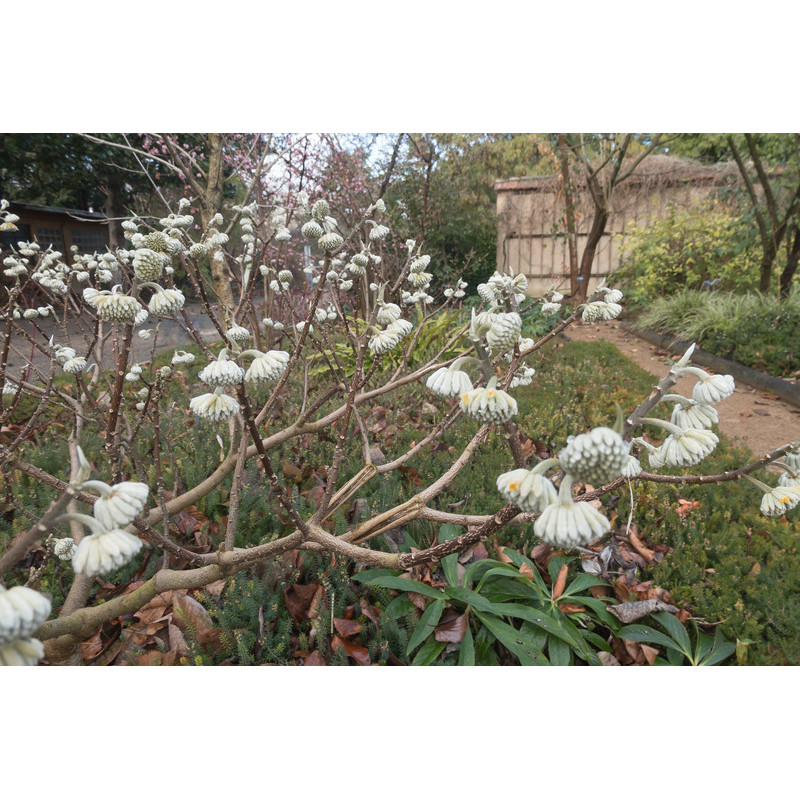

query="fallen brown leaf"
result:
[302,650,326,666]
[333,618,362,638]
[331,635,370,665]
[628,528,654,563]
[80,629,104,662]
[284,583,320,622]
[608,599,680,624]
[434,611,468,643]
[551,563,568,601]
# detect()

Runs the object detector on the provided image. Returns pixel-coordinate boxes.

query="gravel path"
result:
[564,321,800,458]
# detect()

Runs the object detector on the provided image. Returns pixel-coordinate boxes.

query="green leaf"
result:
[501,548,550,593]
[461,559,505,590]
[561,573,609,597]
[701,629,736,666]
[412,638,446,666]
[652,612,692,657]
[352,568,402,583]
[548,637,572,665]
[617,623,681,653]
[474,612,549,665]
[458,625,475,666]
[438,524,462,588]
[383,594,417,620]
[353,574,446,601]
[407,599,446,655]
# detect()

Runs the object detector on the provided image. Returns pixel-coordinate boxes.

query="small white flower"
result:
[0,586,52,644]
[670,401,718,431]
[85,287,143,323]
[90,481,150,530]
[648,428,719,469]
[621,455,643,478]
[376,302,401,326]
[558,427,631,485]
[369,224,390,241]
[541,302,561,316]
[225,325,251,344]
[409,255,431,273]
[53,538,77,560]
[245,351,290,383]
[311,199,330,220]
[318,231,343,251]
[172,350,195,365]
[533,476,610,548]
[760,486,800,516]
[387,319,413,338]
[581,301,622,322]
[426,365,474,398]
[459,378,518,424]
[693,373,735,405]
[148,287,185,317]
[189,389,240,422]
[0,638,45,666]
[368,328,401,356]
[778,471,800,489]
[198,358,245,388]
[485,312,522,353]
[302,219,325,239]
[72,529,144,577]
[132,249,164,281]
[509,365,536,389]
[62,356,88,374]
[496,467,557,513]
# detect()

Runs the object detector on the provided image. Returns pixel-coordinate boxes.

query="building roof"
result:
[9,201,107,221]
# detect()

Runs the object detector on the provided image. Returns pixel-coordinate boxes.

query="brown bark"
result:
[200,133,235,318]
[780,224,800,299]
[556,134,580,299]
[576,205,609,304]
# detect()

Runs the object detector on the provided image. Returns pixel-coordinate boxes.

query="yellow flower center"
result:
[508,482,519,491]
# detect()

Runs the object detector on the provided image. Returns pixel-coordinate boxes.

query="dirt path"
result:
[564,321,800,459]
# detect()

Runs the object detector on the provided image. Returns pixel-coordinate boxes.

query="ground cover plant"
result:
[2,136,800,667]
[637,287,800,378]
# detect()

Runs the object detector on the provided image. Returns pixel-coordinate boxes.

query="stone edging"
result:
[621,323,800,410]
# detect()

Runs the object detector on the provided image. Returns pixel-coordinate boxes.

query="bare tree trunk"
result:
[556,135,579,299]
[101,173,126,250]
[201,133,235,318]
[780,224,800,299]
[576,205,609,304]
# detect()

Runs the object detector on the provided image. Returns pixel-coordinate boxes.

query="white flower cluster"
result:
[426,364,474,399]
[301,199,343,252]
[639,355,734,470]
[83,286,144,324]
[189,389,241,422]
[244,349,290,384]
[540,289,564,317]
[459,377,518,424]
[67,450,147,578]
[0,585,52,666]
[0,199,20,231]
[443,279,468,300]
[559,426,631,486]
[497,465,557,513]
[486,312,522,354]
[478,270,528,307]
[581,283,623,322]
